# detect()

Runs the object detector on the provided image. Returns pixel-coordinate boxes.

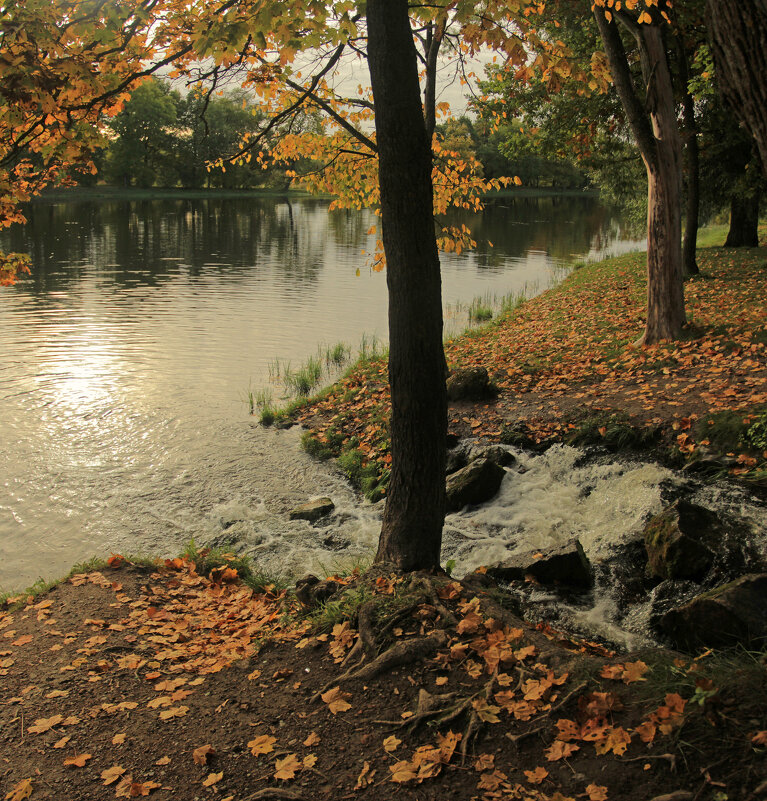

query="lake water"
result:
[0,192,643,591]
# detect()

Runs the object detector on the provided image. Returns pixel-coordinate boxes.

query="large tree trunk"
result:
[724,192,760,246]
[706,0,767,179]
[594,11,685,344]
[367,0,446,571]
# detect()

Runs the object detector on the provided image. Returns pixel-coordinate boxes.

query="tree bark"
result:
[724,192,760,247]
[594,10,685,344]
[706,0,767,179]
[678,39,700,277]
[367,0,447,571]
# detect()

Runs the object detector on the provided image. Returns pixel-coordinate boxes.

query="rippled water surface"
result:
[0,192,642,589]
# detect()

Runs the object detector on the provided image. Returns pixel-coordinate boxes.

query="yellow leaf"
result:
[524,766,548,784]
[159,705,188,720]
[303,731,320,747]
[112,733,126,745]
[274,754,301,781]
[248,734,277,756]
[193,744,216,766]
[383,736,401,752]
[28,715,63,734]
[4,778,32,801]
[202,772,223,787]
[389,760,418,783]
[303,754,317,769]
[101,766,126,786]
[320,686,352,714]
[63,753,91,768]
[586,784,609,801]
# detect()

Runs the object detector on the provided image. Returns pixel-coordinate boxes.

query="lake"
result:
[0,192,643,590]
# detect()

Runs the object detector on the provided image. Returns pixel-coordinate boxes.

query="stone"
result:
[485,539,592,587]
[643,499,716,580]
[445,447,468,476]
[468,444,517,468]
[446,367,496,401]
[445,457,506,511]
[294,574,341,609]
[288,497,335,522]
[660,574,767,649]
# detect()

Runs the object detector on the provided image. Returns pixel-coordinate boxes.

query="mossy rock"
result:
[643,499,716,580]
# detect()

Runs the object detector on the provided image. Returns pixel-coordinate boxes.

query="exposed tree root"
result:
[312,629,449,702]
[504,681,588,748]
[244,789,306,801]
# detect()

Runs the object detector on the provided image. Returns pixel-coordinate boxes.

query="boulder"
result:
[446,367,496,401]
[445,447,468,476]
[446,457,505,511]
[468,444,517,469]
[660,574,767,649]
[294,574,341,609]
[288,497,335,523]
[643,499,716,580]
[485,539,592,587]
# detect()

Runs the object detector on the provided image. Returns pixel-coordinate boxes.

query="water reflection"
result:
[0,193,642,589]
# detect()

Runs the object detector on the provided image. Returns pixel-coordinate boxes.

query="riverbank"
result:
[32,185,329,203]
[284,225,767,496]
[2,555,765,801]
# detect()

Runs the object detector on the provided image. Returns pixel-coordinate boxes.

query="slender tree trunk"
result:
[594,11,685,344]
[706,0,767,179]
[678,39,700,277]
[724,192,760,246]
[368,0,446,571]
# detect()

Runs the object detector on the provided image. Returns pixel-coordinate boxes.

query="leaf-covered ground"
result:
[289,231,767,490]
[2,559,766,801]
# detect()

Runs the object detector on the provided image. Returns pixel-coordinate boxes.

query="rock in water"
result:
[660,574,767,649]
[643,499,716,580]
[485,539,592,587]
[446,457,506,511]
[288,497,335,522]
[446,367,496,401]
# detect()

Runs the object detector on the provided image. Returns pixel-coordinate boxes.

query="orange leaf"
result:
[202,772,223,787]
[4,778,33,801]
[63,753,92,768]
[193,744,216,766]
[274,754,301,781]
[524,766,548,784]
[101,766,126,786]
[383,736,401,753]
[302,731,320,747]
[28,715,63,734]
[320,686,352,714]
[248,734,277,756]
[586,784,609,801]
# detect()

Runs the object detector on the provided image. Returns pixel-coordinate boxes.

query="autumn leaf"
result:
[472,697,501,723]
[45,690,68,699]
[524,766,548,784]
[4,778,32,801]
[586,784,609,801]
[389,760,418,783]
[101,766,126,785]
[274,754,301,781]
[193,744,216,766]
[52,736,71,749]
[477,770,507,791]
[112,733,127,745]
[63,753,92,768]
[248,734,277,756]
[474,753,495,772]
[355,761,374,789]
[595,727,632,756]
[752,730,767,746]
[383,735,401,752]
[28,715,63,734]
[155,756,171,766]
[159,705,188,720]
[115,778,161,797]
[303,731,320,747]
[320,686,352,714]
[621,660,649,684]
[303,754,317,769]
[202,772,223,787]
[545,740,580,761]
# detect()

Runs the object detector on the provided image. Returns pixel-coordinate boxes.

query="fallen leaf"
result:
[302,731,320,747]
[101,766,126,786]
[586,784,609,801]
[4,778,33,801]
[477,769,507,791]
[474,753,495,772]
[202,772,223,787]
[155,757,171,766]
[112,733,127,745]
[159,705,188,720]
[435,676,448,686]
[303,754,317,769]
[752,730,767,746]
[389,760,418,784]
[545,740,580,761]
[193,744,216,766]
[354,761,374,789]
[524,766,548,784]
[248,734,277,756]
[28,715,63,734]
[383,736,401,753]
[52,736,71,749]
[274,754,301,781]
[45,690,68,699]
[63,753,92,768]
[320,686,351,714]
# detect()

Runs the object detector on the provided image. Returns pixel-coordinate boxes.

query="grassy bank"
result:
[283,225,767,494]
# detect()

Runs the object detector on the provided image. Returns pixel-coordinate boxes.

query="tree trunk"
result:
[706,0,767,179]
[678,39,700,277]
[367,0,447,571]
[594,11,685,344]
[724,192,760,246]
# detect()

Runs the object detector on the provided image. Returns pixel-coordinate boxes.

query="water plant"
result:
[324,341,351,367]
[468,297,493,323]
[284,355,323,396]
